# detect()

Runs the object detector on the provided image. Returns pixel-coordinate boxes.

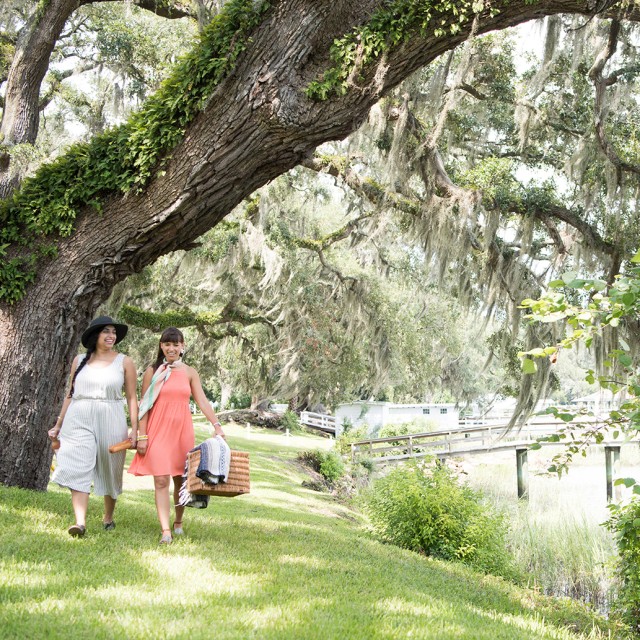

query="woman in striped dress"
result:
[48,316,138,537]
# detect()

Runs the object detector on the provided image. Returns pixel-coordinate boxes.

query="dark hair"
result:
[68,332,99,397]
[152,327,185,371]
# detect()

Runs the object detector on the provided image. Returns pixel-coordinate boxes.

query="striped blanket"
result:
[178,436,231,508]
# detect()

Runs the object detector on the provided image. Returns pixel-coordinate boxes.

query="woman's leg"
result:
[172,475,185,532]
[71,490,89,525]
[103,495,116,525]
[154,475,171,533]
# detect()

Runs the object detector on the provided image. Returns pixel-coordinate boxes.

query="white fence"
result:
[300,411,338,435]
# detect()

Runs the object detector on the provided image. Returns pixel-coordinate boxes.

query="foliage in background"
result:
[106,169,499,410]
[297,449,346,486]
[334,423,370,455]
[606,499,640,634]
[364,462,515,579]
[280,410,302,433]
[519,258,640,633]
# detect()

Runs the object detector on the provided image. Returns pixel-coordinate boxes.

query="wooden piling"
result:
[516,447,528,500]
[605,445,621,502]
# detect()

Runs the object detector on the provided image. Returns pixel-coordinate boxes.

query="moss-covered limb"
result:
[120,303,272,334]
[0,0,271,304]
[288,212,374,252]
[306,0,492,100]
[302,155,422,217]
[131,0,195,19]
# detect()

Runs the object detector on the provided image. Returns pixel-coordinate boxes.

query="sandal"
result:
[173,520,184,536]
[103,521,116,531]
[159,529,172,545]
[68,524,86,537]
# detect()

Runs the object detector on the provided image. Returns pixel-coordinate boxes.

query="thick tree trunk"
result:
[1,0,637,489]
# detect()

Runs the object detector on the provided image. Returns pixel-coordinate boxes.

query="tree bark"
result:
[1,0,639,489]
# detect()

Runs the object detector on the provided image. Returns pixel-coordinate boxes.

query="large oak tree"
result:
[1,0,639,490]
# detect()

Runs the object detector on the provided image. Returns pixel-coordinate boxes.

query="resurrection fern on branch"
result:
[306,0,495,100]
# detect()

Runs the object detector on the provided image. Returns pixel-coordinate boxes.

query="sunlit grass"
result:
[0,421,624,639]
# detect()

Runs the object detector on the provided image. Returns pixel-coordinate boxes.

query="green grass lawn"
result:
[0,421,624,639]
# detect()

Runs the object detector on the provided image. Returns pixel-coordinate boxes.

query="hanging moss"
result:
[306,0,497,100]
[0,0,271,304]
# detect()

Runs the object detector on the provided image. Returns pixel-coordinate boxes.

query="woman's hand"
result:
[136,440,148,455]
[48,426,60,441]
[213,424,226,439]
[128,430,138,446]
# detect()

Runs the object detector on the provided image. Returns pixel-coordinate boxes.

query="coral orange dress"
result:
[128,367,195,477]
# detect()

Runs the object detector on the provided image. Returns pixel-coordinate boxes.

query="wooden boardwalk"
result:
[350,418,636,500]
[349,419,575,462]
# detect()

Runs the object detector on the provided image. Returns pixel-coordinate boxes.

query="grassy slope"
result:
[0,421,620,640]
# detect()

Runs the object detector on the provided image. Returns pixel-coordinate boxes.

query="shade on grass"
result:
[0,421,620,639]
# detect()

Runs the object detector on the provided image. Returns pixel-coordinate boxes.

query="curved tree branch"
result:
[588,18,640,182]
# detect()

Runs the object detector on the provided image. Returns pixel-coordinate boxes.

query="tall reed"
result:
[462,446,626,611]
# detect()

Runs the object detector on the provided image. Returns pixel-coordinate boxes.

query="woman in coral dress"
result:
[128,327,225,544]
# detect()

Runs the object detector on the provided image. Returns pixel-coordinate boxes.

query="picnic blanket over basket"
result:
[187,449,250,497]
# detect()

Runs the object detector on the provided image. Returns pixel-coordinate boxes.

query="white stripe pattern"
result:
[51,353,129,498]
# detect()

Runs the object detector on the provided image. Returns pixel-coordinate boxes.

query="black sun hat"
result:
[81,315,128,348]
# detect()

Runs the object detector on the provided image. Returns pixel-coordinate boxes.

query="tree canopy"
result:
[3,0,640,489]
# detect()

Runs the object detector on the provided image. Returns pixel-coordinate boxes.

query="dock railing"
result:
[349,417,603,463]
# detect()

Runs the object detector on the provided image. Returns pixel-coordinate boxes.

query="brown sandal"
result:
[68,524,86,537]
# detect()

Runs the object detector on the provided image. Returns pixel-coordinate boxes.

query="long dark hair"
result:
[68,332,99,397]
[152,327,185,372]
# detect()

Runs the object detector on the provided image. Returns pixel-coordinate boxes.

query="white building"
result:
[571,389,620,415]
[335,401,459,435]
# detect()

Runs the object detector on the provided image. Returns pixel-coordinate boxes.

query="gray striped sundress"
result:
[52,353,129,498]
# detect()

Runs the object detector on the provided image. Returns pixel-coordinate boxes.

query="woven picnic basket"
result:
[186,449,250,497]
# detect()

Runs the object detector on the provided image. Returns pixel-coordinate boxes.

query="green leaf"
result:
[522,358,537,374]
[618,353,633,367]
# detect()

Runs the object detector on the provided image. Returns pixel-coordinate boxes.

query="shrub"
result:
[297,449,345,486]
[319,451,345,484]
[606,499,640,633]
[364,463,514,578]
[335,425,369,455]
[281,410,301,432]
